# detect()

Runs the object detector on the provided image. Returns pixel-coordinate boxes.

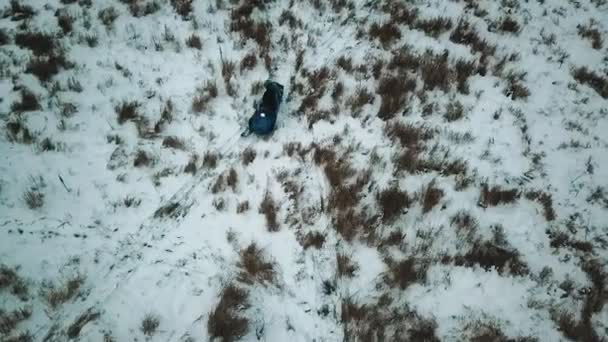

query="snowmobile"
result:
[242,80,284,137]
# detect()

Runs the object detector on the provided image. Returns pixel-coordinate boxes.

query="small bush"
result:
[26,53,72,82]
[378,186,411,224]
[240,52,257,72]
[444,100,464,122]
[480,184,519,207]
[421,181,444,213]
[279,10,301,29]
[578,24,603,49]
[301,231,325,249]
[498,16,520,34]
[184,154,198,175]
[384,257,427,289]
[337,254,358,278]
[504,73,530,100]
[185,34,202,49]
[0,29,9,45]
[98,7,119,28]
[226,168,238,191]
[6,119,34,144]
[259,192,279,232]
[450,20,496,59]
[376,75,416,120]
[525,190,556,221]
[241,147,256,165]
[192,80,218,112]
[15,32,55,56]
[0,265,29,300]
[8,1,36,21]
[56,12,74,35]
[115,101,140,124]
[451,211,478,241]
[573,67,608,99]
[238,243,275,285]
[386,122,434,147]
[347,87,375,114]
[414,17,452,38]
[211,174,226,194]
[140,314,159,336]
[207,284,250,342]
[170,0,193,18]
[236,201,249,213]
[336,56,353,72]
[23,189,44,209]
[67,309,100,338]
[161,136,185,150]
[454,59,476,94]
[202,152,218,169]
[11,88,40,113]
[133,150,152,167]
[0,307,32,336]
[369,22,402,48]
[420,50,451,91]
[41,275,84,309]
[455,240,529,276]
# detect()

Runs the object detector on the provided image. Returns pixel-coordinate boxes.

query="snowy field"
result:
[1,0,607,341]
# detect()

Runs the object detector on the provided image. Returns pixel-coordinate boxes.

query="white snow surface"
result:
[0,0,607,341]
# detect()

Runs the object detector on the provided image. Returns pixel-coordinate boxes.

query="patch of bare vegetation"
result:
[185,33,202,49]
[259,191,279,232]
[133,150,153,167]
[450,20,495,72]
[40,275,85,309]
[525,190,556,221]
[0,307,32,337]
[300,231,325,249]
[6,1,36,21]
[414,16,453,38]
[238,243,275,285]
[421,181,444,213]
[170,0,192,18]
[496,16,521,34]
[577,22,603,49]
[573,67,608,99]
[192,80,218,112]
[67,309,100,339]
[479,184,519,207]
[98,7,119,29]
[241,147,256,165]
[0,264,29,301]
[207,284,250,342]
[11,88,40,113]
[376,75,416,120]
[444,100,464,122]
[202,152,218,169]
[383,257,428,289]
[377,186,411,224]
[369,22,401,48]
[140,314,159,337]
[336,253,358,278]
[162,136,185,150]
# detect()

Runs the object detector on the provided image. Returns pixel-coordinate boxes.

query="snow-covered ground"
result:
[1,0,607,341]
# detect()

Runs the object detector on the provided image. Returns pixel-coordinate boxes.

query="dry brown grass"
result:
[0,264,29,301]
[336,253,359,278]
[237,243,276,285]
[207,284,250,342]
[66,309,100,339]
[376,75,416,120]
[414,16,452,38]
[0,307,32,336]
[452,240,529,276]
[383,257,427,290]
[369,22,402,48]
[578,23,603,49]
[161,136,185,150]
[185,33,202,49]
[140,313,160,336]
[421,181,444,213]
[11,88,40,113]
[377,186,411,224]
[347,87,375,114]
[497,16,521,34]
[41,275,84,309]
[525,190,556,221]
[202,152,219,169]
[573,67,608,99]
[241,147,256,166]
[259,191,279,232]
[192,80,218,113]
[300,231,326,249]
[240,52,257,72]
[480,184,519,207]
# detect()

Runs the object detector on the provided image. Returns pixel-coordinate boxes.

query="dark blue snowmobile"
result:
[243,80,284,137]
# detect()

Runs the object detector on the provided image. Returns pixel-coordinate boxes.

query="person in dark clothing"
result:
[246,80,284,136]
